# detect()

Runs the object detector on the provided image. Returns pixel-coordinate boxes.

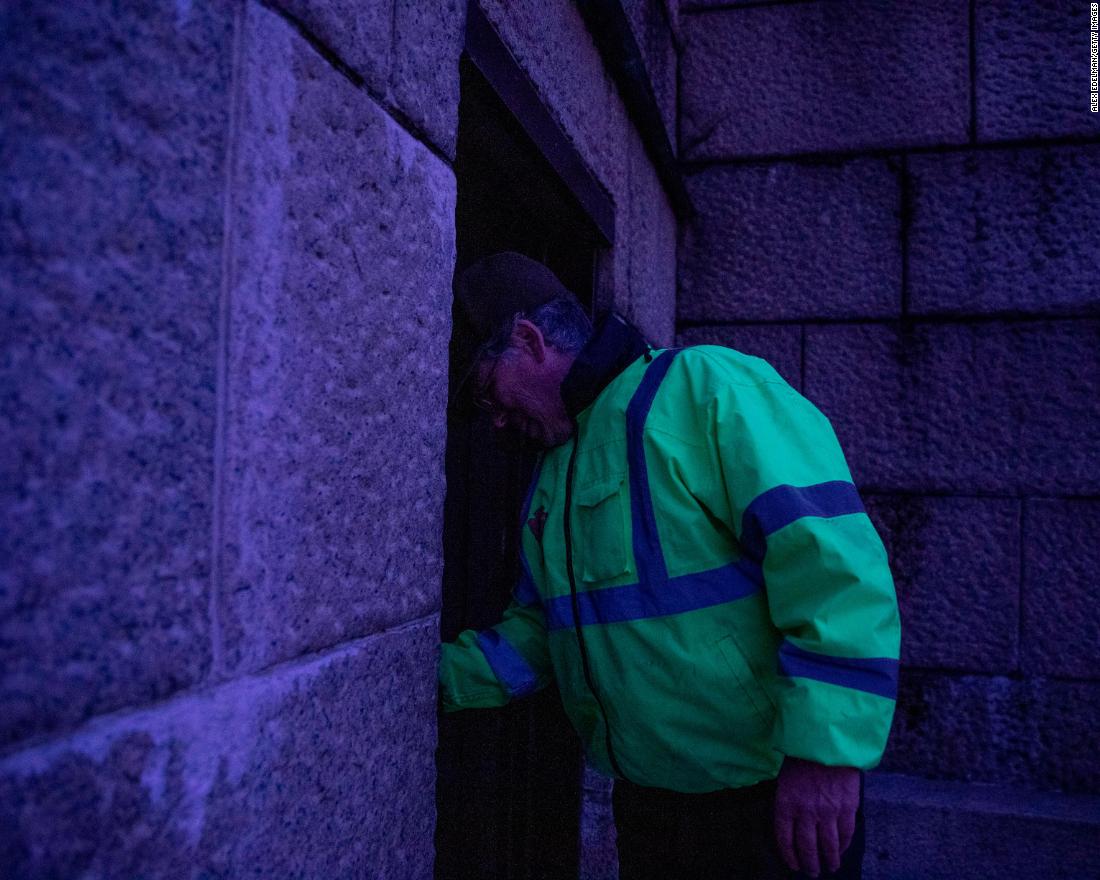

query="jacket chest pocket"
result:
[574,475,631,583]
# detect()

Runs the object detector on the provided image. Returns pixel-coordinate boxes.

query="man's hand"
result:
[773,756,860,878]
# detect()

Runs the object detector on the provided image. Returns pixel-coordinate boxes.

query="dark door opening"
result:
[435,34,612,880]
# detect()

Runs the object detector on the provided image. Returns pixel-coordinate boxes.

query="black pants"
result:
[612,775,865,880]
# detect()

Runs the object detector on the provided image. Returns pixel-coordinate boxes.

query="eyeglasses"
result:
[472,355,503,415]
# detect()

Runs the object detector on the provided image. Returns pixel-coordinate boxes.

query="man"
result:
[440,252,900,879]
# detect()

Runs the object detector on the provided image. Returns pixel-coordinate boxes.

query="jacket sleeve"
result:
[438,466,555,713]
[698,351,901,769]
[438,593,553,712]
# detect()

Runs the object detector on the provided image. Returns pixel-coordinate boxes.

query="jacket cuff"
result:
[771,679,895,769]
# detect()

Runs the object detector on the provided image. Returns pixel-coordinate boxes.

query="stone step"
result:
[864,772,1100,880]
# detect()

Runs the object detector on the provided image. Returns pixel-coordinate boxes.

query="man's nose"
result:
[492,410,508,430]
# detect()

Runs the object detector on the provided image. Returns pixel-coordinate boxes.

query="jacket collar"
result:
[560,311,651,420]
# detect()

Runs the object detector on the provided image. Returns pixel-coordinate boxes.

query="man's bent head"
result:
[454,253,592,448]
[473,313,579,448]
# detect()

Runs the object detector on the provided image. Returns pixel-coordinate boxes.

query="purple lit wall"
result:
[673,2,1100,879]
[4,0,1098,878]
[2,0,680,877]
[2,0,458,875]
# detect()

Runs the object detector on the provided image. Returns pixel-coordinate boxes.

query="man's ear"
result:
[510,319,547,362]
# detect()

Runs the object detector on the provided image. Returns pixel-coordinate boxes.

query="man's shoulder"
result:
[669,343,791,392]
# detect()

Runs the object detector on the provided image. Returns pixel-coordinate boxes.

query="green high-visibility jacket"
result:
[440,327,900,794]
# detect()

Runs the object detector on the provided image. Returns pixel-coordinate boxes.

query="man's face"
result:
[474,321,575,449]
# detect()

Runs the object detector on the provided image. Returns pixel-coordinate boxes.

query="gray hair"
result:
[482,296,593,360]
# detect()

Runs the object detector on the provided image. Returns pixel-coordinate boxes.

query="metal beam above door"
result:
[464,2,616,247]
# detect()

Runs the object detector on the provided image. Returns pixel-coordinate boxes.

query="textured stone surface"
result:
[219,4,454,675]
[976,0,1100,142]
[909,146,1100,316]
[660,0,681,47]
[680,159,902,321]
[681,1,969,160]
[681,0,765,7]
[391,0,464,157]
[274,0,391,107]
[1022,499,1100,679]
[804,321,1100,494]
[864,772,1100,880]
[883,672,1100,793]
[864,496,1019,673]
[272,0,462,157]
[0,619,438,879]
[621,0,679,153]
[625,128,677,347]
[579,762,618,880]
[0,0,232,746]
[676,324,802,391]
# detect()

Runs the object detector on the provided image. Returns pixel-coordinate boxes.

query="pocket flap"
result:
[575,475,625,508]
[573,474,630,582]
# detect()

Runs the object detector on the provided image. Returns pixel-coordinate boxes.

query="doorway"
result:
[435,13,613,878]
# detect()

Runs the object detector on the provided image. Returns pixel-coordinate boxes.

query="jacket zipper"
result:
[563,435,628,780]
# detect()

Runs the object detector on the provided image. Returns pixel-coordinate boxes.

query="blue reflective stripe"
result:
[777,640,898,700]
[475,630,540,698]
[738,556,764,589]
[545,350,759,631]
[514,568,539,606]
[626,349,680,589]
[544,559,760,631]
[515,458,544,607]
[740,481,865,562]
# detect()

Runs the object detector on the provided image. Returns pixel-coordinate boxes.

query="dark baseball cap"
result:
[450,251,580,404]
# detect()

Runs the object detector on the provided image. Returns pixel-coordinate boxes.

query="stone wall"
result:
[1,0,458,875]
[8,0,1098,877]
[676,1,1100,878]
[3,0,682,876]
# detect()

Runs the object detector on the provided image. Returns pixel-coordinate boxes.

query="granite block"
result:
[621,0,679,152]
[1022,499,1100,679]
[676,324,802,391]
[909,146,1100,317]
[883,671,1033,787]
[883,672,1100,793]
[1024,678,1100,793]
[391,0,465,157]
[0,0,233,745]
[681,1,969,160]
[864,772,1100,880]
[273,0,462,157]
[679,159,902,321]
[864,495,1020,673]
[661,0,682,48]
[579,780,619,880]
[624,129,677,347]
[0,618,439,879]
[219,4,455,675]
[804,321,1100,494]
[583,757,615,798]
[976,0,1100,142]
[682,0,762,8]
[274,0,391,98]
